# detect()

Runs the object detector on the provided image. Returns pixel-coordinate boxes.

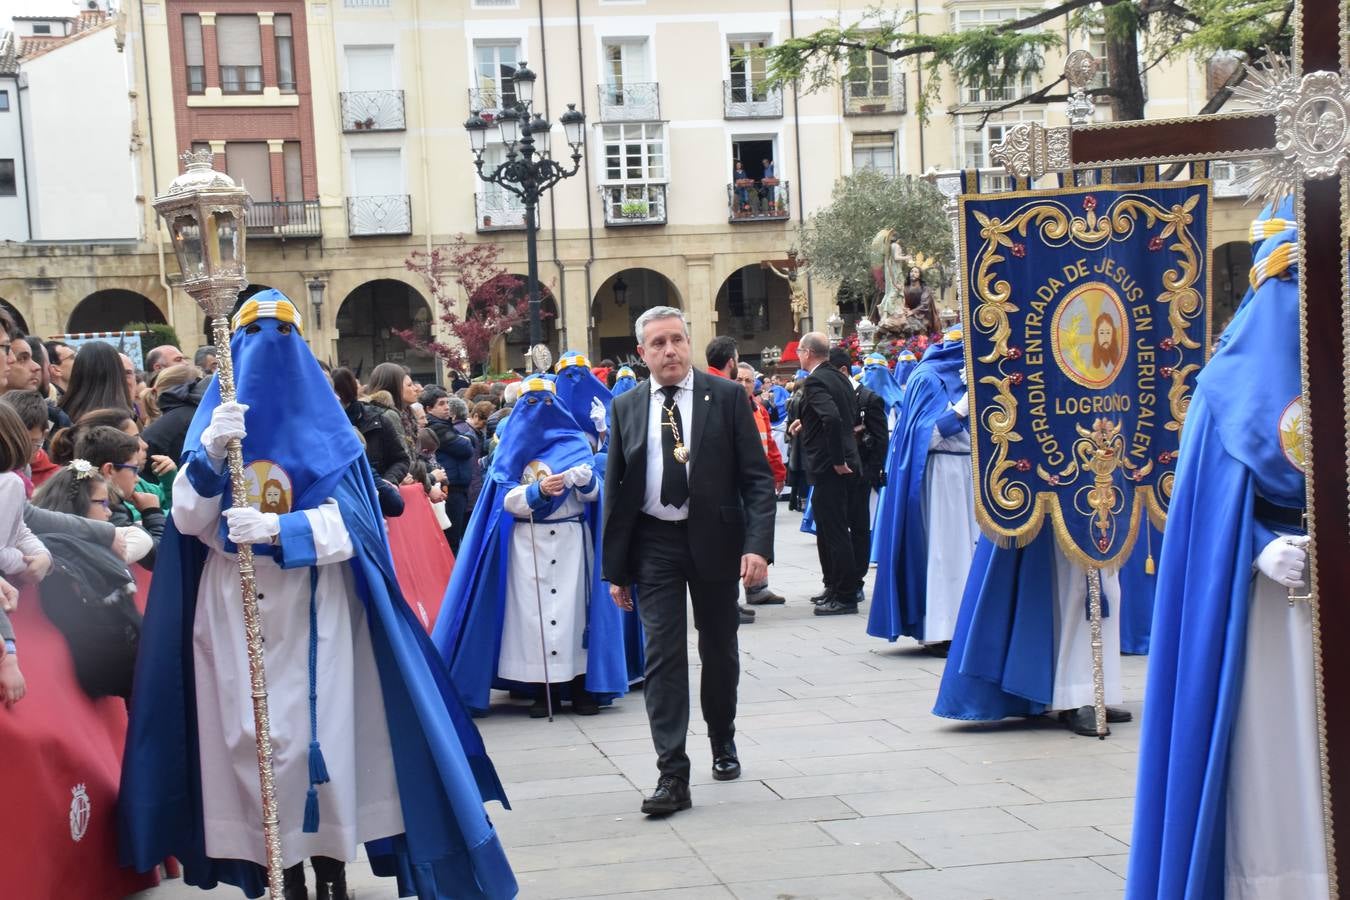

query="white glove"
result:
[225,507,280,545]
[960,366,968,387]
[563,463,594,489]
[951,392,970,418]
[1255,534,1310,588]
[202,401,248,460]
[589,397,608,434]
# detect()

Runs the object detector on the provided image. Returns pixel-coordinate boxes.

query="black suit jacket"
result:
[797,365,862,476]
[603,369,776,586]
[856,384,889,486]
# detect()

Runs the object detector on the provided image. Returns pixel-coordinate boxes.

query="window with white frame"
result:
[477,145,525,224]
[1088,30,1109,89]
[953,7,1039,104]
[601,123,666,183]
[846,46,892,100]
[728,37,771,103]
[473,41,521,109]
[601,39,653,112]
[960,111,1042,191]
[852,132,896,175]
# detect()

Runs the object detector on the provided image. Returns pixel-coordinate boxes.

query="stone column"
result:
[684,255,715,354]
[200,12,220,92]
[558,263,591,355]
[267,139,286,202]
[257,12,277,90]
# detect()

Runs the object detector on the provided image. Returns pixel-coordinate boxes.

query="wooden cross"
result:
[993,0,1349,871]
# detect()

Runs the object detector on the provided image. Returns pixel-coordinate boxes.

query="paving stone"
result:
[765,769,952,799]
[902,825,1128,868]
[728,873,907,899]
[507,831,695,872]
[821,807,1034,845]
[703,842,927,882]
[513,858,722,900]
[884,858,1125,899]
[839,781,1042,817]
[1005,797,1134,829]
[670,821,838,855]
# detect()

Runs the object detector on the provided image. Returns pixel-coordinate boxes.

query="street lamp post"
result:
[464,62,585,353]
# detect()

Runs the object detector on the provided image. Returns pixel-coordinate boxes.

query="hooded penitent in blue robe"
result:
[1126,201,1323,898]
[866,335,966,642]
[860,353,904,416]
[893,350,919,389]
[611,366,638,396]
[432,380,630,712]
[553,351,613,445]
[119,291,516,899]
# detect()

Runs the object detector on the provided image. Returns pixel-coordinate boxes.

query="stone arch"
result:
[591,267,682,364]
[1211,239,1253,336]
[486,274,559,374]
[0,299,29,335]
[713,263,797,369]
[334,279,436,382]
[66,289,166,334]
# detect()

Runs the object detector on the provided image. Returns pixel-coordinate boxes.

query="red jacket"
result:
[709,366,785,487]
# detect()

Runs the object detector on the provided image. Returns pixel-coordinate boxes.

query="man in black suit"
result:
[604,306,776,817]
[790,333,868,615]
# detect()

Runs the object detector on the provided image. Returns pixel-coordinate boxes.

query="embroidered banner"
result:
[959,181,1210,568]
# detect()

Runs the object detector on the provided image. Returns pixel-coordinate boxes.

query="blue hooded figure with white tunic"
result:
[893,349,919,389]
[119,292,516,899]
[1126,200,1326,898]
[553,351,612,449]
[433,378,630,717]
[866,328,979,652]
[860,352,905,422]
[611,365,638,396]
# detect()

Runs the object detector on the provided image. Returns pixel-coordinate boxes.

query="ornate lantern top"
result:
[162,149,243,197]
[153,150,249,314]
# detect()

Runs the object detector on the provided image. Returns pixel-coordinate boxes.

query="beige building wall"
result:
[0,0,1254,369]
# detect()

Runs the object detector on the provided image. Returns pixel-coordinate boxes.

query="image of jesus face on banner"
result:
[1052,283,1130,390]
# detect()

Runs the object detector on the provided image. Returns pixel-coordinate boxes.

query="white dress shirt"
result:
[641,367,694,520]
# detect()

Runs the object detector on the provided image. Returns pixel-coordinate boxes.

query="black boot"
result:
[528,688,552,719]
[313,857,348,900]
[282,863,307,900]
[571,675,599,716]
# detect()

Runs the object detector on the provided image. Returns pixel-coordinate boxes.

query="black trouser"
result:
[633,515,740,783]
[811,469,871,597]
[445,486,468,554]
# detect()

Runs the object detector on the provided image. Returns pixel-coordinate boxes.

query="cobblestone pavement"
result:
[137,507,1143,899]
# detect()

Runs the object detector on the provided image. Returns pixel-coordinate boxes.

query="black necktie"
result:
[660,385,689,508]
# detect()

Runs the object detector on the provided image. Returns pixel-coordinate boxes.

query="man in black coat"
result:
[143,377,209,463]
[791,334,868,615]
[604,306,775,817]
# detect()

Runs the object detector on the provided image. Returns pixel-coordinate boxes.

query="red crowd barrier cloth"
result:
[0,586,158,900]
[386,484,455,633]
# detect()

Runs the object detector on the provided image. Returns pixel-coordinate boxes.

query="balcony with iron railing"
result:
[596,82,661,122]
[245,199,321,238]
[601,183,667,227]
[723,80,783,119]
[843,71,906,115]
[1211,159,1258,198]
[340,90,406,132]
[347,195,412,236]
[727,179,790,223]
[474,191,527,232]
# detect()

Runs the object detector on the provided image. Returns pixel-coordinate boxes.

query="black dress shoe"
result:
[711,739,741,781]
[922,641,951,658]
[813,597,859,616]
[528,692,551,718]
[1106,706,1133,723]
[1062,705,1111,737]
[316,871,349,900]
[571,677,600,716]
[809,589,829,605]
[641,775,692,816]
[746,587,786,605]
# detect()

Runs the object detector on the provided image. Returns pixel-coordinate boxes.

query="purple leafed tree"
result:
[397,236,536,375]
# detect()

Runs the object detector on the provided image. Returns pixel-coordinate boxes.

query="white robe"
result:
[1049,545,1122,711]
[921,420,979,644]
[496,477,599,685]
[1224,572,1329,898]
[174,467,403,868]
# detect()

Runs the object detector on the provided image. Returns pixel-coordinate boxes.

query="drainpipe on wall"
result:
[788,0,813,330]
[539,0,568,347]
[573,0,597,355]
[412,0,432,255]
[913,0,925,172]
[14,75,32,242]
[136,0,175,333]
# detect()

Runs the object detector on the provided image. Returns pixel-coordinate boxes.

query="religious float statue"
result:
[869,228,940,343]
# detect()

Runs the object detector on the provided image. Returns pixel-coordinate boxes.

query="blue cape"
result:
[432,391,630,711]
[931,532,1055,719]
[611,370,638,396]
[1126,200,1303,899]
[119,461,517,899]
[867,338,965,641]
[894,356,918,389]
[1120,523,1161,655]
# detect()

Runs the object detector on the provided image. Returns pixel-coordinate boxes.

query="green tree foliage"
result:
[799,169,952,313]
[125,322,182,354]
[763,0,1292,125]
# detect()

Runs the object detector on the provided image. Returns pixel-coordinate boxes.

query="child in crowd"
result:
[74,426,164,569]
[32,460,143,700]
[0,404,54,708]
